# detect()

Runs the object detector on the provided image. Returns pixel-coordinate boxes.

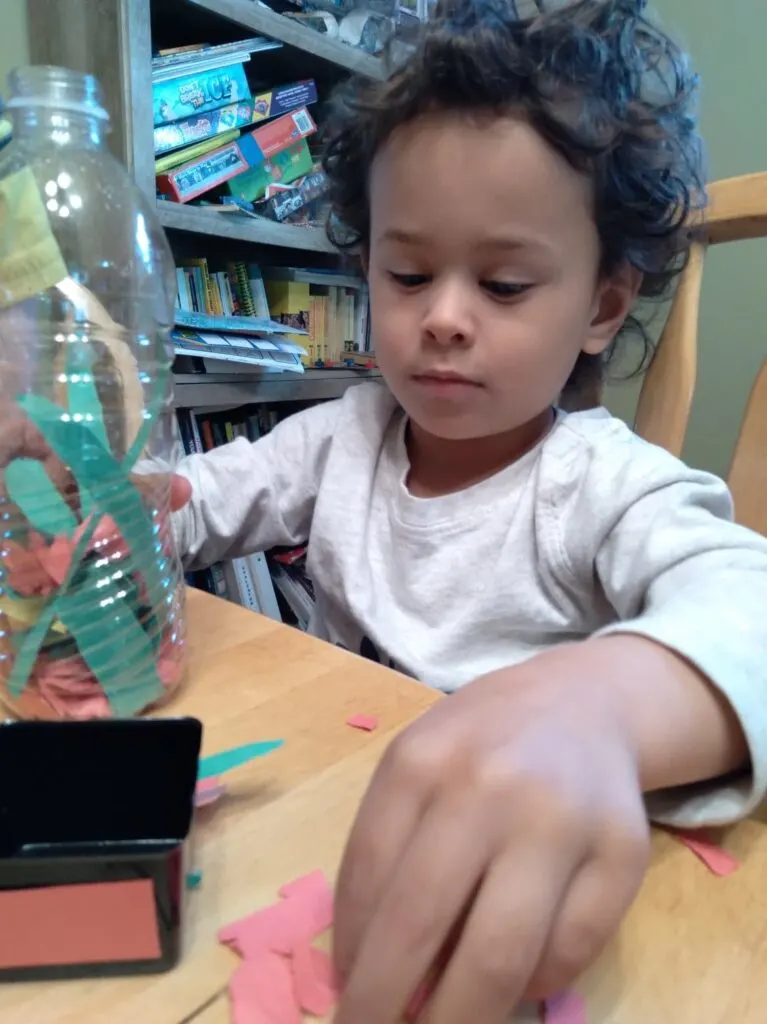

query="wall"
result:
[606,0,767,477]
[0,1,29,85]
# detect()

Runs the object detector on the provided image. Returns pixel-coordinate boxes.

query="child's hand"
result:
[168,473,192,511]
[333,646,651,1024]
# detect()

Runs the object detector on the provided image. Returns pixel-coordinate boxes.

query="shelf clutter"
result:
[151,0,432,240]
[172,257,373,371]
[142,0,421,627]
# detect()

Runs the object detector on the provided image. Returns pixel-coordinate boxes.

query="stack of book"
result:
[173,259,373,369]
[178,402,317,630]
[152,39,326,220]
[264,266,371,366]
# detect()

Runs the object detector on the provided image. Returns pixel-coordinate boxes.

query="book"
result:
[247,553,282,622]
[154,102,253,156]
[228,262,256,317]
[153,61,251,127]
[172,329,306,373]
[175,310,308,337]
[271,564,313,630]
[151,38,280,84]
[262,266,364,290]
[265,279,312,354]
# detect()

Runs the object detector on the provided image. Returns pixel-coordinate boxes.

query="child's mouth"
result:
[410,372,484,397]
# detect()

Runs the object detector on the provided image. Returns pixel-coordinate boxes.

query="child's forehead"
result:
[369,111,595,249]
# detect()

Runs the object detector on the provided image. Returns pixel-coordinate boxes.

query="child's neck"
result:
[406,408,554,498]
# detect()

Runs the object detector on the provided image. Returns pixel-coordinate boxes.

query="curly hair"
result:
[322,0,706,399]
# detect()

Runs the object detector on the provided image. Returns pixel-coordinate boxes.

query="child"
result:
[174,1,767,1020]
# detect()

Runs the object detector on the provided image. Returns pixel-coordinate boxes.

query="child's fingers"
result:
[420,842,577,1024]
[129,471,191,512]
[335,792,492,1024]
[524,815,649,1000]
[332,731,436,983]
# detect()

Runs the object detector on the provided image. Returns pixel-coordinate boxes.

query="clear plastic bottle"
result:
[0,66,186,719]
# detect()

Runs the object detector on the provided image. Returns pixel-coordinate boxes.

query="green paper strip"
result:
[197,740,284,780]
[56,568,162,717]
[17,393,170,622]
[4,458,79,536]
[7,368,168,708]
[66,339,109,519]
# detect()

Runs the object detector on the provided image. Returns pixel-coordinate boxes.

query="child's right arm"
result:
[172,400,340,570]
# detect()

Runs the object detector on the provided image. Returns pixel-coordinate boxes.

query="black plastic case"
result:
[0,716,202,981]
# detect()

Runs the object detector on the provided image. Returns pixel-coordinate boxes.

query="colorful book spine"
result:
[153,61,250,128]
[154,101,253,156]
[229,262,256,316]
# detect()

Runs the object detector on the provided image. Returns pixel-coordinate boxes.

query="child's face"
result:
[367,112,640,440]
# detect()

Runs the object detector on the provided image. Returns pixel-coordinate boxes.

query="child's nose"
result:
[421,279,475,347]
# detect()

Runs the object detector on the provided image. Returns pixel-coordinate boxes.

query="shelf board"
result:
[157,201,337,253]
[174,367,381,406]
[186,0,385,79]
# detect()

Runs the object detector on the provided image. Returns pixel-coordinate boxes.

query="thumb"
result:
[170,473,192,512]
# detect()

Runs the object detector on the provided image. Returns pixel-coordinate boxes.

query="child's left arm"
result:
[332,444,767,1024]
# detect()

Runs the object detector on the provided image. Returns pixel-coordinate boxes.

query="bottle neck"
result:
[6,66,110,151]
[11,105,107,148]
[11,106,107,149]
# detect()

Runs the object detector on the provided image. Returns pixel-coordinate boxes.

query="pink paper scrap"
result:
[670,828,739,877]
[291,943,338,1016]
[194,777,227,808]
[346,714,379,732]
[230,955,302,1024]
[220,870,336,1024]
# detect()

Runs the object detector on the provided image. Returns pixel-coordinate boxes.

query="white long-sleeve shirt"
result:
[174,382,767,828]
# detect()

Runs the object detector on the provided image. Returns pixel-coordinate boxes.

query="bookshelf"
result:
[186,0,385,79]
[156,202,337,253]
[175,366,379,406]
[27,0,381,399]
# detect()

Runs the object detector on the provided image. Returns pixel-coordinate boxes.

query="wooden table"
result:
[1,589,766,1024]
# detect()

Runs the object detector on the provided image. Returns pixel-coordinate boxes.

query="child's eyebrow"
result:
[377,227,556,258]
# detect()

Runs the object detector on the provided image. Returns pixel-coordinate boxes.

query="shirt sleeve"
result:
[172,398,341,570]
[556,415,767,827]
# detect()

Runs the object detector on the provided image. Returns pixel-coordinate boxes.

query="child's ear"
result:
[582,263,643,356]
[360,247,370,279]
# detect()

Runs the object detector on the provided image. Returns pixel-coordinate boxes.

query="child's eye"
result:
[482,281,531,299]
[389,272,431,288]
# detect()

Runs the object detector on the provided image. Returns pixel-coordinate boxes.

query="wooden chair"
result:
[631,171,767,531]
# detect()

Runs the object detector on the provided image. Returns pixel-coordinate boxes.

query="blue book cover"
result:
[153,62,251,128]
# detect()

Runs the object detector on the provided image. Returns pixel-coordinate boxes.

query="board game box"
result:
[157,132,264,204]
[252,80,318,124]
[250,106,316,159]
[154,101,254,155]
[153,62,251,127]
[228,139,314,203]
